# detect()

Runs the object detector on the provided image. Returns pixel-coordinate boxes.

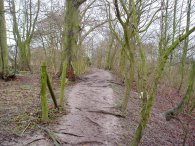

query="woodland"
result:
[0,0,195,146]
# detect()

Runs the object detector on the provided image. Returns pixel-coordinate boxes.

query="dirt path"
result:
[5,68,126,146]
[2,68,194,146]
[54,68,124,145]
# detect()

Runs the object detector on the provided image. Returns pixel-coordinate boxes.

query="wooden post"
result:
[59,62,67,107]
[41,62,48,122]
[46,72,58,109]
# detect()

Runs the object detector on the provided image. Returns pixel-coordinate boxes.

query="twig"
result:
[21,122,31,136]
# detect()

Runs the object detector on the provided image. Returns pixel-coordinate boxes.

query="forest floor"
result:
[0,68,194,146]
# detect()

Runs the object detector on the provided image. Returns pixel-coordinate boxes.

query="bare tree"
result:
[9,0,40,71]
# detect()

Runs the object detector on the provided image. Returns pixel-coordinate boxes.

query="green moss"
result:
[40,62,48,122]
[59,62,67,108]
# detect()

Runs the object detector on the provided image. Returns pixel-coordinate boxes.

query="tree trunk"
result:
[59,62,67,108]
[131,26,195,146]
[18,41,31,71]
[178,0,191,92]
[10,0,40,71]
[61,0,79,80]
[165,62,195,121]
[0,0,9,79]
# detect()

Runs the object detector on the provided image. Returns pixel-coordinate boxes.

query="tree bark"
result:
[0,0,9,79]
[61,0,86,80]
[131,26,195,146]
[165,62,195,121]
[59,62,67,108]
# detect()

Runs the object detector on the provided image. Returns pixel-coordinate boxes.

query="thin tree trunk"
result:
[59,62,67,108]
[178,0,191,93]
[165,62,195,121]
[10,0,40,71]
[131,26,195,146]
[170,0,177,63]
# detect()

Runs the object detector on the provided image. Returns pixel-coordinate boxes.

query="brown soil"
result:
[0,68,194,146]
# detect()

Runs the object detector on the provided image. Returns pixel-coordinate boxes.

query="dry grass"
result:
[0,72,64,139]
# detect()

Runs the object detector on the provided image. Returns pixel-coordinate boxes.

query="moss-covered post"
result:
[59,62,67,108]
[41,62,48,122]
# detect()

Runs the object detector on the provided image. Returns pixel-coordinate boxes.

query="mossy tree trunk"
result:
[107,0,195,145]
[10,0,40,71]
[105,36,114,70]
[131,0,148,115]
[0,0,9,79]
[170,0,178,63]
[61,0,86,80]
[18,41,31,71]
[114,0,135,113]
[59,62,67,108]
[165,62,195,121]
[131,26,195,146]
[178,0,191,92]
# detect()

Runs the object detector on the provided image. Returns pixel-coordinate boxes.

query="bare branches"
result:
[114,0,125,26]
[139,8,160,33]
[74,0,87,8]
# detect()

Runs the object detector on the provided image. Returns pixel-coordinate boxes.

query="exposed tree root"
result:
[90,85,110,87]
[88,110,125,118]
[85,116,102,127]
[38,125,61,146]
[0,73,16,81]
[75,141,104,145]
[24,138,45,146]
[108,80,124,86]
[58,132,84,137]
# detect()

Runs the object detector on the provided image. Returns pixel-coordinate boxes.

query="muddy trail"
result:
[5,69,127,146]
[2,68,194,146]
[54,68,125,145]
